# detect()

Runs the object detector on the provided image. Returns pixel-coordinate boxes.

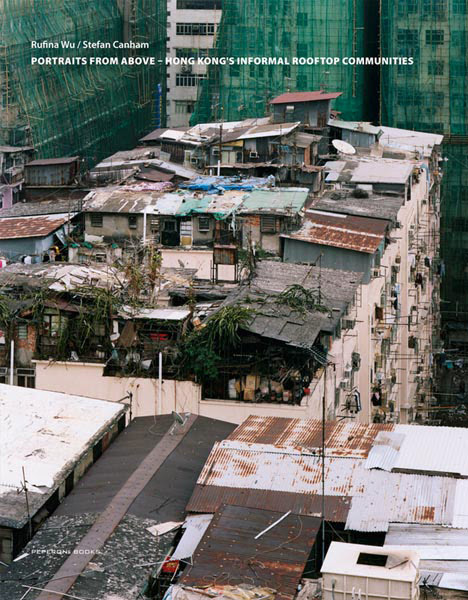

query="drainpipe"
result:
[158,351,163,415]
[9,340,14,385]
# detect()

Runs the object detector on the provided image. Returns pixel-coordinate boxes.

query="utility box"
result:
[322,543,420,600]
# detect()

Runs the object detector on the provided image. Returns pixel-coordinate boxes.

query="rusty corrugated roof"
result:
[180,504,321,600]
[186,485,350,522]
[228,416,392,456]
[0,214,70,239]
[271,91,342,104]
[283,212,388,254]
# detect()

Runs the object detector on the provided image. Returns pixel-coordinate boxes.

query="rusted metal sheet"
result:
[0,214,70,239]
[180,504,321,600]
[285,213,388,254]
[187,485,350,523]
[228,416,392,457]
[271,91,342,104]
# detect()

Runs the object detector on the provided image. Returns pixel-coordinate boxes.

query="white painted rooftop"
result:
[0,384,125,493]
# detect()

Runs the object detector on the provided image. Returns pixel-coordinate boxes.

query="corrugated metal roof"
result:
[379,126,444,158]
[119,307,191,321]
[180,504,321,600]
[284,212,387,254]
[228,416,390,456]
[391,424,468,478]
[190,442,460,532]
[26,157,79,166]
[186,486,351,522]
[237,122,300,140]
[0,213,70,239]
[329,119,382,136]
[239,188,309,215]
[271,91,342,104]
[351,159,414,184]
[364,431,406,471]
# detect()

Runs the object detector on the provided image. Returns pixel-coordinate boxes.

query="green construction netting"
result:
[191,0,378,125]
[381,0,468,317]
[0,0,166,165]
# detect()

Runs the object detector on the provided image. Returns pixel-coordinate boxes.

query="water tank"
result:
[322,542,420,600]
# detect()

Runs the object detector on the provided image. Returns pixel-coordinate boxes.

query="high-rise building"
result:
[166,0,222,127]
[192,0,379,124]
[0,0,166,165]
[381,0,468,320]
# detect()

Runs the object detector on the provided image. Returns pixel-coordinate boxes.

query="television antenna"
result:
[332,139,357,155]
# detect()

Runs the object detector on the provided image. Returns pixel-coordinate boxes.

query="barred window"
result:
[176,73,208,86]
[176,23,215,36]
[425,30,445,45]
[90,213,103,227]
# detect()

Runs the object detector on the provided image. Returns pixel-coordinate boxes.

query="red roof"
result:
[0,214,70,240]
[271,91,342,104]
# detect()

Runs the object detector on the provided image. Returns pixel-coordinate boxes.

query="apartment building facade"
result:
[167,0,222,127]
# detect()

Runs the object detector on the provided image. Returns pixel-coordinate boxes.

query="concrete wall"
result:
[33,359,339,425]
[161,247,236,280]
[34,360,201,417]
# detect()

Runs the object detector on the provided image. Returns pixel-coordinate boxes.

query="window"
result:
[17,368,35,389]
[17,324,28,340]
[357,553,388,567]
[426,30,445,45]
[297,12,308,26]
[398,0,418,14]
[176,47,210,60]
[260,215,276,233]
[297,42,308,56]
[90,213,103,227]
[163,220,176,232]
[176,23,215,36]
[176,73,208,86]
[198,216,211,232]
[175,100,195,114]
[150,218,160,233]
[453,0,467,13]
[177,0,221,7]
[423,0,447,16]
[128,215,138,229]
[428,60,444,75]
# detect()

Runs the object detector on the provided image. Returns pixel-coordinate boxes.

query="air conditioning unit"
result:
[212,147,220,155]
[249,151,259,159]
[340,378,351,391]
[372,268,380,278]
[181,64,192,74]
[342,318,356,330]
[190,157,198,164]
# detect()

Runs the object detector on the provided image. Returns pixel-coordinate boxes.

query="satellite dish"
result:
[172,411,186,425]
[332,139,357,155]
[170,411,190,435]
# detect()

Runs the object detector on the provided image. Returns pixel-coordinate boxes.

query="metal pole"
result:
[142,209,147,246]
[322,364,326,564]
[158,351,163,415]
[22,467,32,540]
[217,123,223,176]
[9,339,14,385]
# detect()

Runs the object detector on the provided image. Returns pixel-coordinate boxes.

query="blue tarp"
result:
[181,175,274,192]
